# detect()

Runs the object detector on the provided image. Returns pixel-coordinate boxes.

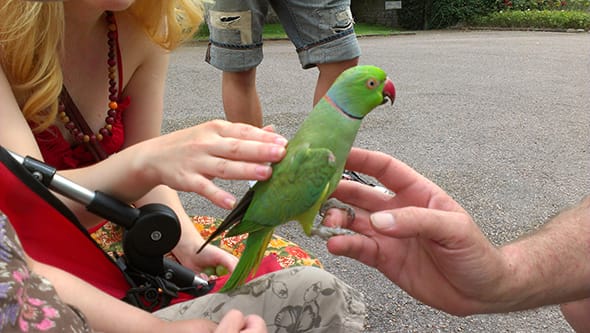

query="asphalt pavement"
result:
[163,30,590,332]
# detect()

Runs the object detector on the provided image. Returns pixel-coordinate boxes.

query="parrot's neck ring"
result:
[323,95,363,120]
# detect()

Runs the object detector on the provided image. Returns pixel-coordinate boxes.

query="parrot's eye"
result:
[366,78,378,89]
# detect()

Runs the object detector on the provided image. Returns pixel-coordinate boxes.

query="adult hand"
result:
[136,120,287,209]
[324,148,509,316]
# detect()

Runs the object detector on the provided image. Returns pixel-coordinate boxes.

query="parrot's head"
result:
[326,65,396,119]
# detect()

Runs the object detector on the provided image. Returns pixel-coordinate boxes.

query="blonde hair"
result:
[0,1,204,132]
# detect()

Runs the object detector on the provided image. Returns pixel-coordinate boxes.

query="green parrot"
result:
[198,65,396,292]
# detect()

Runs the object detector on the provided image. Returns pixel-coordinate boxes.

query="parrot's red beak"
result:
[382,77,396,105]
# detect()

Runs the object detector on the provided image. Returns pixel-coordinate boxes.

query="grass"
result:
[355,23,403,36]
[194,22,401,41]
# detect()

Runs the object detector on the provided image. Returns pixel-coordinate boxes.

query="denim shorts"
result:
[205,0,361,72]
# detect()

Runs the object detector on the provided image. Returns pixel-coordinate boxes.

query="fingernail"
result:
[255,165,271,178]
[370,213,395,230]
[271,146,286,157]
[224,197,236,209]
[275,137,288,146]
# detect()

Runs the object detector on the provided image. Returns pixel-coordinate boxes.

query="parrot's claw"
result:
[315,198,356,240]
[319,198,355,223]
[310,225,355,240]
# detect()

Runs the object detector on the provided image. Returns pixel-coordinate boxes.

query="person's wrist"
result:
[173,236,200,259]
[480,244,532,313]
[177,215,205,247]
[128,141,159,189]
[128,315,170,333]
[450,245,525,315]
[173,228,206,266]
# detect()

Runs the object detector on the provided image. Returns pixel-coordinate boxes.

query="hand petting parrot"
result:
[198,65,396,292]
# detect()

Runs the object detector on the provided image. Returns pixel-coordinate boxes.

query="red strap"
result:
[59,88,108,161]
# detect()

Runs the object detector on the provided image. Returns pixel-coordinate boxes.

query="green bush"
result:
[496,0,590,11]
[398,0,589,29]
[398,0,428,29]
[432,0,498,28]
[471,9,590,29]
[399,0,497,29]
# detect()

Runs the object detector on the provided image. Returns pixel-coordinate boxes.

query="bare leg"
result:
[221,58,358,126]
[313,58,360,105]
[221,68,263,127]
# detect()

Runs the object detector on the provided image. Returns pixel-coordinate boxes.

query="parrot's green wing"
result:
[196,145,338,253]
[226,145,337,237]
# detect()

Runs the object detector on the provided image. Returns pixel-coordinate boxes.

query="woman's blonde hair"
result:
[0,1,204,132]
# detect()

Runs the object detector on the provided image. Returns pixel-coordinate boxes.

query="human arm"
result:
[68,120,283,271]
[29,254,226,333]
[32,255,266,332]
[324,148,590,316]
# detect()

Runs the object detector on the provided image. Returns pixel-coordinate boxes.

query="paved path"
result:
[163,30,590,332]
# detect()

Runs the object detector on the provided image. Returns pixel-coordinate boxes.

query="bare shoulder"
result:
[115,11,167,80]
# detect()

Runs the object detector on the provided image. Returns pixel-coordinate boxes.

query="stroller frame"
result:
[1,146,213,311]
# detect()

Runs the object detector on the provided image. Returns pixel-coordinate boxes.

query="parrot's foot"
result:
[310,225,355,240]
[314,198,356,240]
[319,198,356,222]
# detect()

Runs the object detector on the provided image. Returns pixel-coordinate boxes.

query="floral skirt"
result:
[90,216,323,269]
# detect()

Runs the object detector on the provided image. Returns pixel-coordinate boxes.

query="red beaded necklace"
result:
[58,11,119,144]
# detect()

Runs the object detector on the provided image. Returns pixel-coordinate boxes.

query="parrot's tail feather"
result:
[219,229,273,292]
[223,188,254,228]
[197,189,255,253]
